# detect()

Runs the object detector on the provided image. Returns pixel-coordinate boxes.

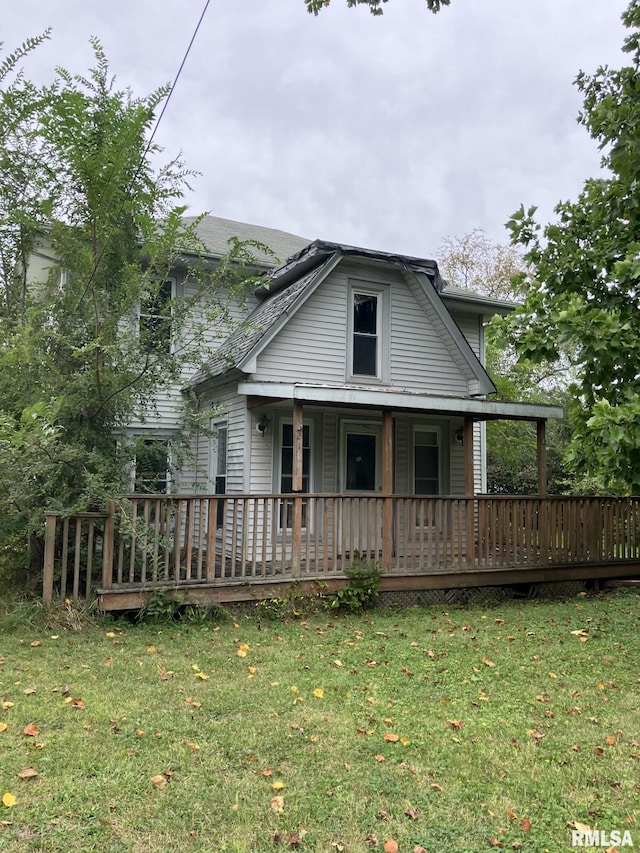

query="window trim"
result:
[346,280,390,383]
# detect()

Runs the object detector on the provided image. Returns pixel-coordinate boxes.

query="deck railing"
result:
[42,494,640,603]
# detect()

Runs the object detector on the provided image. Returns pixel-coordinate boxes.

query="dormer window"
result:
[352,291,379,376]
[348,281,388,381]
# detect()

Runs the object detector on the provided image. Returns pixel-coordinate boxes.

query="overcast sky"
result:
[2,0,630,258]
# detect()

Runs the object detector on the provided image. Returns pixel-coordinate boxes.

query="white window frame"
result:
[346,280,390,383]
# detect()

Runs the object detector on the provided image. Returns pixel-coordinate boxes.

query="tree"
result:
[507,0,640,494]
[305,0,450,15]
[437,230,571,494]
[0,38,256,584]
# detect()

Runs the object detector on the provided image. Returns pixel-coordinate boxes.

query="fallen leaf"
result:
[313,688,324,699]
[271,780,285,791]
[570,821,592,834]
[430,782,444,791]
[150,775,167,789]
[521,818,531,832]
[377,810,391,820]
[383,839,399,853]
[374,754,385,762]
[399,736,410,746]
[383,733,399,743]
[195,672,209,680]
[23,724,38,738]
[23,689,36,696]
[447,719,465,730]
[365,832,378,846]
[0,723,7,733]
[2,702,14,711]
[261,768,273,777]
[270,795,285,813]
[30,641,41,648]
[605,736,616,745]
[146,646,157,654]
[404,807,419,820]
[482,656,496,667]
[16,769,38,780]
[489,839,503,848]
[72,698,85,710]
[413,847,427,853]
[1,794,16,808]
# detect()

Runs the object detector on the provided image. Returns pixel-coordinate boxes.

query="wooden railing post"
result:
[381,410,394,571]
[101,501,115,591]
[43,512,58,606]
[464,417,475,569]
[291,400,304,575]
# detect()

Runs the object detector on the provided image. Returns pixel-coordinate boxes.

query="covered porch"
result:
[41,384,640,610]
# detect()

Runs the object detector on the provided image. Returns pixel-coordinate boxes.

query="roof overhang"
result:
[237,382,563,422]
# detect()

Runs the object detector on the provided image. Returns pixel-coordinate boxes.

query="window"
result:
[352,290,380,377]
[279,422,311,528]
[414,428,440,495]
[140,280,172,353]
[134,439,170,493]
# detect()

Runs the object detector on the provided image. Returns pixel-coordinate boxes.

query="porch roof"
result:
[237,381,564,422]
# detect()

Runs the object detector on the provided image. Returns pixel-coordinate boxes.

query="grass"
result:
[0,590,639,852]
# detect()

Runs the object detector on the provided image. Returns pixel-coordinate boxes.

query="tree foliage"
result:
[305,0,450,15]
[507,0,640,494]
[0,37,254,582]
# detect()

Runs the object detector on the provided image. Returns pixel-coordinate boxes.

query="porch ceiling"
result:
[237,382,564,423]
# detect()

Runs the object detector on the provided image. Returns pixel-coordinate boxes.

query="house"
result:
[43,215,640,609]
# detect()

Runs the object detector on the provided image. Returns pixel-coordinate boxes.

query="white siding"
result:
[253,261,471,395]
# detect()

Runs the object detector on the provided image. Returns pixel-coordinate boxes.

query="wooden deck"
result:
[43,494,640,610]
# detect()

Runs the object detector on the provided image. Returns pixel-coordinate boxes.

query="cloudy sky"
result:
[2,0,630,258]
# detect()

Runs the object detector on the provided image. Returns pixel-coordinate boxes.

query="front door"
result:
[340,422,382,556]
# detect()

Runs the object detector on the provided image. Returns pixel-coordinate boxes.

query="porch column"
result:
[536,419,548,497]
[536,419,549,564]
[464,416,475,569]
[291,399,304,575]
[382,410,393,571]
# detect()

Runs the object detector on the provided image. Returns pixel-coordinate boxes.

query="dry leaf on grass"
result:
[150,775,167,789]
[383,839,399,853]
[16,769,38,780]
[1,794,16,808]
[23,724,38,737]
[270,795,285,813]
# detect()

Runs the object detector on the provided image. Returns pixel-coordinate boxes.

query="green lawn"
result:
[0,590,638,852]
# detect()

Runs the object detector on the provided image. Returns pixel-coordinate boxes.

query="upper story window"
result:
[140,280,173,354]
[350,285,386,379]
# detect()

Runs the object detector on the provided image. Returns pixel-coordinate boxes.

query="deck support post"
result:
[382,410,394,571]
[536,420,547,497]
[43,512,58,607]
[464,417,475,569]
[101,501,115,592]
[291,399,304,576]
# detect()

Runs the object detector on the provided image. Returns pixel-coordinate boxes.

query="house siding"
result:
[253,262,471,395]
